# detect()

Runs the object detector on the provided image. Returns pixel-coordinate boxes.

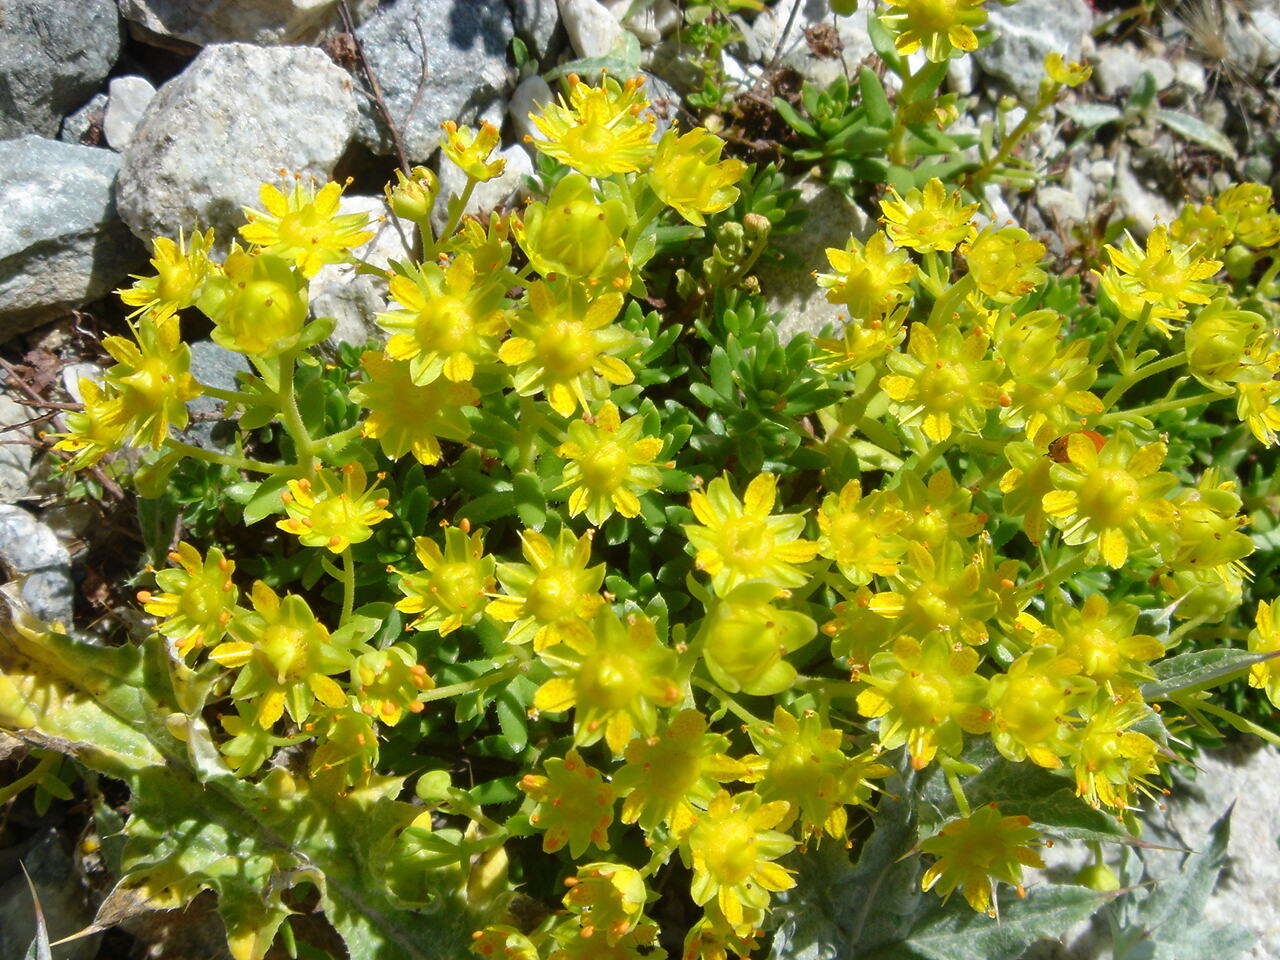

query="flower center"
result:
[581,441,629,491]
[895,673,953,725]
[1079,468,1139,527]
[701,814,758,886]
[434,562,485,613]
[538,321,595,378]
[721,518,775,569]
[418,296,475,352]
[526,566,581,622]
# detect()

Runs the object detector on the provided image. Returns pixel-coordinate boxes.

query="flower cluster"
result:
[38,54,1280,960]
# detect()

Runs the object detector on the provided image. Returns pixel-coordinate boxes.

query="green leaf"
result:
[1060,103,1123,129]
[1141,647,1279,700]
[243,476,290,525]
[1154,109,1236,158]
[858,66,893,127]
[867,12,905,76]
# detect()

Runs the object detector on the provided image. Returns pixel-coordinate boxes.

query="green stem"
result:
[276,350,317,473]
[1098,353,1187,410]
[1095,391,1220,426]
[165,440,293,476]
[339,547,355,626]
[419,661,522,704]
[199,385,255,405]
[887,63,931,165]
[969,94,1052,188]
[437,177,477,248]
[944,765,971,817]
[927,274,975,326]
[0,752,57,806]
[314,424,364,458]
[692,676,765,727]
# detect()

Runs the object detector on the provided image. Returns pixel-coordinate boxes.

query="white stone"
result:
[1094,45,1176,97]
[1036,185,1086,225]
[0,503,73,625]
[559,0,625,59]
[103,75,157,150]
[1113,149,1177,235]
[749,0,875,87]
[757,179,872,342]
[431,144,534,235]
[309,195,414,347]
[974,0,1094,101]
[508,74,555,147]
[606,0,679,44]
[117,43,358,244]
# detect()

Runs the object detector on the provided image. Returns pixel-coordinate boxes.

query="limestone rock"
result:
[117,43,358,243]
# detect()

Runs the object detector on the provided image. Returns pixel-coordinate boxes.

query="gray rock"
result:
[974,0,1093,101]
[0,828,100,960]
[757,179,872,342]
[0,395,38,502]
[1142,742,1280,960]
[116,0,353,46]
[1036,185,1086,226]
[0,0,120,139]
[182,340,251,449]
[559,0,624,59]
[431,143,533,234]
[0,137,142,341]
[117,43,358,244]
[1093,45,1175,97]
[508,74,554,145]
[749,0,875,87]
[508,0,562,57]
[103,75,156,150]
[309,195,414,347]
[57,92,108,145]
[0,504,73,625]
[355,0,514,162]
[605,0,679,44]
[1113,149,1176,234]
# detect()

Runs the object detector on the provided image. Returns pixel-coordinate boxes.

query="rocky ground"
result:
[0,1,1279,958]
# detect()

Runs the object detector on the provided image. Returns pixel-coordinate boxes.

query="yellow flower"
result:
[816,479,909,585]
[440,121,505,181]
[999,440,1056,545]
[561,862,657,947]
[521,749,616,857]
[1184,298,1268,392]
[649,128,746,226]
[514,173,630,287]
[384,165,439,223]
[962,226,1047,303]
[101,310,202,448]
[1157,469,1253,587]
[881,178,977,252]
[198,246,309,357]
[920,805,1044,916]
[1247,599,1280,708]
[895,467,986,547]
[881,0,991,60]
[880,320,1004,442]
[498,278,635,417]
[986,647,1092,768]
[1097,227,1222,333]
[812,306,907,373]
[557,401,664,524]
[488,528,605,650]
[684,473,818,595]
[138,543,238,658]
[53,378,127,469]
[396,526,496,635]
[696,581,816,696]
[613,709,744,835]
[1020,595,1163,689]
[209,582,358,728]
[1041,430,1178,568]
[529,74,656,178]
[816,231,915,321]
[1169,200,1233,258]
[118,228,216,319]
[352,644,432,726]
[1043,53,1092,87]
[857,634,992,768]
[309,701,380,788]
[534,608,681,754]
[349,351,478,464]
[866,540,1002,646]
[377,253,510,384]
[277,463,391,553]
[239,179,373,278]
[470,927,538,960]
[683,790,795,931]
[1066,694,1160,808]
[1216,182,1280,248]
[1233,350,1280,445]
[994,310,1102,445]
[740,706,891,840]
